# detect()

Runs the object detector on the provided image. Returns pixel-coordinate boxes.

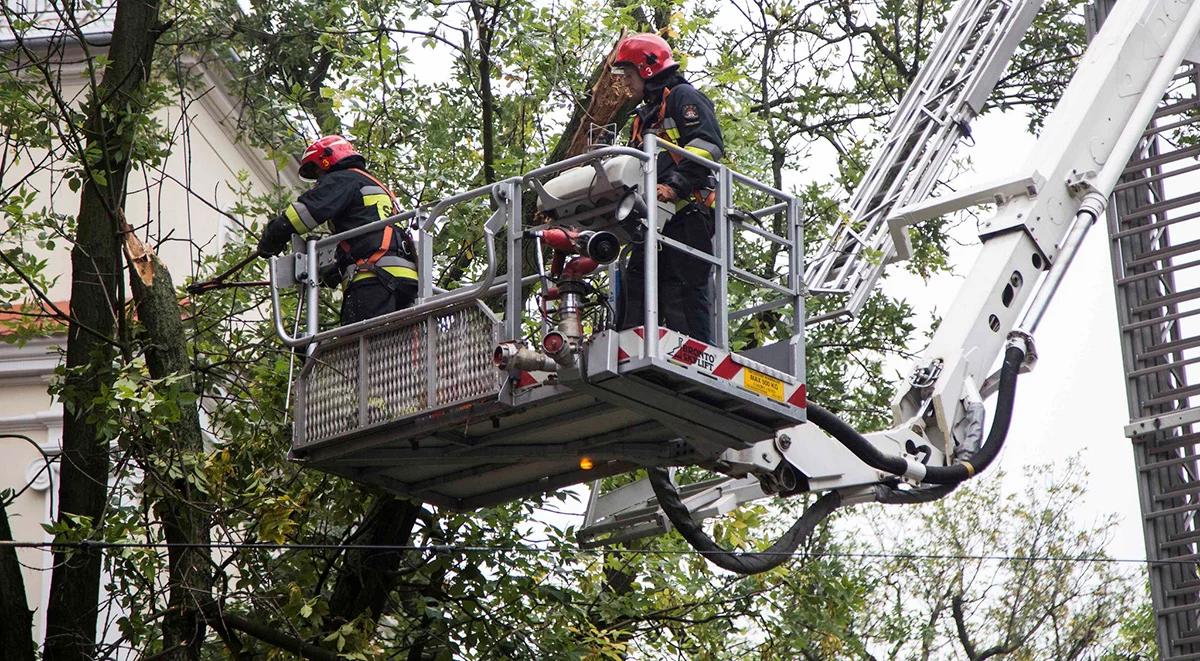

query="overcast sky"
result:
[877,110,1147,561]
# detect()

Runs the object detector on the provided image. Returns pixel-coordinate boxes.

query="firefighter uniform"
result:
[258,154,418,325]
[619,72,725,343]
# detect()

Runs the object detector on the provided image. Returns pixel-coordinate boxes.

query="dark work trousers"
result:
[618,203,715,343]
[340,277,418,326]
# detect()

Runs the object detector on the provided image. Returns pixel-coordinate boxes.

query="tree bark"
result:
[439,35,636,289]
[548,36,637,164]
[470,1,498,185]
[0,501,35,661]
[44,1,163,659]
[326,496,421,625]
[199,601,339,661]
[124,229,211,660]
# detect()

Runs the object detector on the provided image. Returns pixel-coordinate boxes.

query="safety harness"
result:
[631,87,717,209]
[339,168,418,289]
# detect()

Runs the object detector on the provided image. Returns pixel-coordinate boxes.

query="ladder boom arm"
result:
[582,0,1200,546]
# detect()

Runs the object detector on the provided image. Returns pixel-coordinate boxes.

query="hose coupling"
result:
[1005,329,1038,372]
[542,331,576,368]
[493,342,558,372]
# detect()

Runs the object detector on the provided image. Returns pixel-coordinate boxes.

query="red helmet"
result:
[614,33,678,80]
[298,135,359,181]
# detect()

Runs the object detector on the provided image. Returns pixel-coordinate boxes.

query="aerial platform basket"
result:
[272,138,809,509]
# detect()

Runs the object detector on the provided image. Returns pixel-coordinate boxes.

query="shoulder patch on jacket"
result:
[682,104,700,125]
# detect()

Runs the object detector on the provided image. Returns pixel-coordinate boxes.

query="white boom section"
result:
[582,0,1200,544]
[805,0,1043,324]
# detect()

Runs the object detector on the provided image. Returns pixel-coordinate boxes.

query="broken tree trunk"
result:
[44,0,164,659]
[123,228,212,661]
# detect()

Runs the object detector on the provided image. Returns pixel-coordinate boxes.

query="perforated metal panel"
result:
[296,303,501,449]
[434,305,501,406]
[366,324,427,424]
[302,341,360,445]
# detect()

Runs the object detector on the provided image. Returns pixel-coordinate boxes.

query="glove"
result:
[256,217,293,258]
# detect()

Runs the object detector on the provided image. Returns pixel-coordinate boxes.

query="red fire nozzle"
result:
[532,229,620,264]
[538,228,577,253]
[562,257,599,280]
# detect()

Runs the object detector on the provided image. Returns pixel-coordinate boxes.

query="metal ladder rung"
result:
[1167,630,1200,648]
[1167,579,1200,599]
[807,0,1040,323]
[1135,334,1200,363]
[1121,190,1200,225]
[1158,482,1200,502]
[1143,383,1200,409]
[1161,529,1200,550]
[1126,354,1200,379]
[1126,237,1200,269]
[1166,619,1200,640]
[1143,452,1200,473]
[1142,115,1200,141]
[1114,206,1200,241]
[1145,432,1200,456]
[1158,601,1200,617]
[1146,501,1200,519]
[1130,285,1200,315]
[1121,299,1200,331]
[1123,144,1200,179]
[1157,552,1200,566]
[1149,97,1200,124]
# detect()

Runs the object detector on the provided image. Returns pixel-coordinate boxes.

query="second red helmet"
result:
[614,33,678,80]
[298,135,359,181]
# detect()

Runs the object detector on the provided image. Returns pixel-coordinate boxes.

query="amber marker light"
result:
[579,457,594,470]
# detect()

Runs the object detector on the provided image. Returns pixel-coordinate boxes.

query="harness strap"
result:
[634,87,719,209]
[632,87,672,147]
[337,168,416,283]
[349,168,402,214]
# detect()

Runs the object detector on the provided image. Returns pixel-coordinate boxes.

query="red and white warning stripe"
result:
[616,326,806,409]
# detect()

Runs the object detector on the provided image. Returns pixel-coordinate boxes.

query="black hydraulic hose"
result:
[805,404,908,475]
[924,344,1023,483]
[648,467,842,575]
[873,482,957,504]
[807,344,1026,486]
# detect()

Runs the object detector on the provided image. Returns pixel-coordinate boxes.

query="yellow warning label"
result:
[743,368,784,402]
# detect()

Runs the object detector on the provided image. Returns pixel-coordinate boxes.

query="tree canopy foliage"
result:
[0,0,1153,658]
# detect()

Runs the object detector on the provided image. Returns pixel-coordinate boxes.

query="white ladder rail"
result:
[806,0,1044,323]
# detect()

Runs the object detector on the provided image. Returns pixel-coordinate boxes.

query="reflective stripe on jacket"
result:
[264,158,416,284]
[629,74,725,200]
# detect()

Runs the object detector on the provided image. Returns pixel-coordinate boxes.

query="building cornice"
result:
[0,406,62,436]
[0,336,61,384]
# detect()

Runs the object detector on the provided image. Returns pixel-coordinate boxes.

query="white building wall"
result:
[0,42,297,647]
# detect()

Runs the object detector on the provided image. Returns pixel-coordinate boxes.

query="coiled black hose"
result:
[648,467,842,575]
[646,344,1023,574]
[807,344,1026,486]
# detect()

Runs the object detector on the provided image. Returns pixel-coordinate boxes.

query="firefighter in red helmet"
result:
[257,135,418,325]
[612,33,725,343]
